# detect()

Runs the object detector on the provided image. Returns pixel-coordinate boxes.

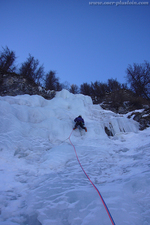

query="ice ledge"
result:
[55,89,93,105]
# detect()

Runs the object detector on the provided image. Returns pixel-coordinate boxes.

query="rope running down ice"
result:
[68,129,116,225]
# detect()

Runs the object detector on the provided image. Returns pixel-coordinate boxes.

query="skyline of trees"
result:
[0,46,150,102]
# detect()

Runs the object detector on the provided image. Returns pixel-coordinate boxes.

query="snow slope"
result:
[0,89,150,225]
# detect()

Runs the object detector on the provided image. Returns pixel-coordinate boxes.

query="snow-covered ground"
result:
[0,89,150,225]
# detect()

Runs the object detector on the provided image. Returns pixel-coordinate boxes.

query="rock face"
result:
[100,89,150,113]
[99,89,150,130]
[0,72,55,100]
[127,108,150,130]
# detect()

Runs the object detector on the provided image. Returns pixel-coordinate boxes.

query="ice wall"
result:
[0,89,139,151]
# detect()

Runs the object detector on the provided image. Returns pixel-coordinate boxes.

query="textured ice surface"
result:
[0,90,149,225]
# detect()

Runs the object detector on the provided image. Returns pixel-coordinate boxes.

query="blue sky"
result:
[0,0,150,86]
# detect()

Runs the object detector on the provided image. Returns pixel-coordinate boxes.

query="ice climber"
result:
[73,115,87,132]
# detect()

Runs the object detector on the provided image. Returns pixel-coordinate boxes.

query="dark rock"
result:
[0,72,55,100]
[100,89,150,114]
[128,108,150,130]
[99,89,150,130]
[105,126,114,137]
[134,108,150,130]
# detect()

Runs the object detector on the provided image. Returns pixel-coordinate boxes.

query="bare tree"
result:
[80,83,91,96]
[91,81,108,102]
[70,84,79,94]
[0,46,16,74]
[126,61,150,99]
[107,78,121,92]
[45,70,62,91]
[19,54,44,85]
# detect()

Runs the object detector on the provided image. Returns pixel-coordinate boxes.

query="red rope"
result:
[69,130,116,225]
